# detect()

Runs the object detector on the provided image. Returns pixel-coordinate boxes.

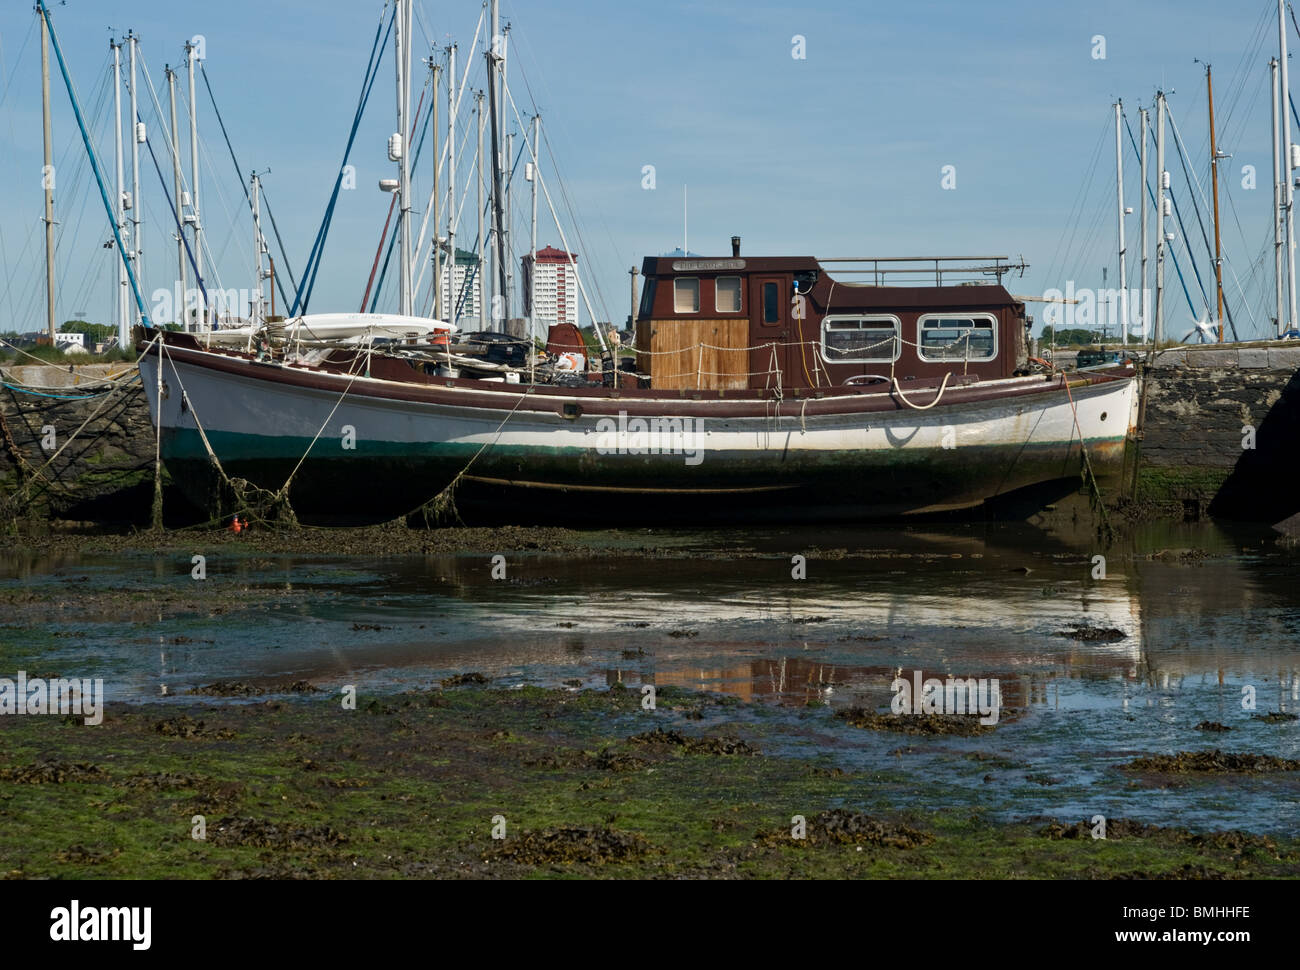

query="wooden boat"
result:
[136,248,1138,524]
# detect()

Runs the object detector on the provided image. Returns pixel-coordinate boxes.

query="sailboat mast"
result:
[488,0,507,328]
[128,32,141,322]
[505,129,513,326]
[530,113,539,344]
[1206,65,1225,342]
[251,172,264,325]
[1273,57,1285,336]
[1154,91,1167,348]
[1280,0,1297,332]
[39,5,56,341]
[166,67,187,327]
[477,90,486,327]
[1139,107,1149,340]
[394,0,413,317]
[446,42,457,332]
[431,58,441,321]
[113,39,126,344]
[1113,100,1127,346]
[502,24,512,326]
[186,40,205,331]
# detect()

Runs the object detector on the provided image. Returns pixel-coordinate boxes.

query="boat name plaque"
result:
[671,259,746,272]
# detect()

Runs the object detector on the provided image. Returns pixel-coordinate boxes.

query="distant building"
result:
[441,248,482,322]
[54,332,88,354]
[521,245,579,328]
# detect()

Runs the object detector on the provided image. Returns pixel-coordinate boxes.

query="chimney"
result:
[731,236,741,257]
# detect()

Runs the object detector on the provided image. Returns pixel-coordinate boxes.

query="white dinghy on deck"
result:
[198,312,457,350]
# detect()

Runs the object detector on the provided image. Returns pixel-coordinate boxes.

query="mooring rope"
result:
[278,363,367,495]
[1060,372,1115,541]
[416,385,535,524]
[9,334,160,508]
[889,365,953,410]
[159,340,292,527]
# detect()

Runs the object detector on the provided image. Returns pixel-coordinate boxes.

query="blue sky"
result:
[0,0,1291,340]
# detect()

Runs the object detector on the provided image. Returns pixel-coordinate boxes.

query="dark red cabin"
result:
[634,250,1030,392]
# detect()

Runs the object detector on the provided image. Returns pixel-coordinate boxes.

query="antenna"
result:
[683,184,687,256]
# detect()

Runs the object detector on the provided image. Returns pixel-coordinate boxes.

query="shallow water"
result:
[2,520,1298,834]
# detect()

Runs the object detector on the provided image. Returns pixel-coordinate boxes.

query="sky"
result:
[0,0,1293,342]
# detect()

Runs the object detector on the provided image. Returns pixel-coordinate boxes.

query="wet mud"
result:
[189,681,321,697]
[835,708,997,736]
[488,827,653,867]
[628,727,758,756]
[758,810,934,849]
[1123,750,1300,773]
[1037,817,1280,855]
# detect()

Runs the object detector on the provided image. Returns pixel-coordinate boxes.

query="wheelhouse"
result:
[633,250,1030,392]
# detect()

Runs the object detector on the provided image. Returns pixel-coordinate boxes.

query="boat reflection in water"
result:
[585,524,1299,722]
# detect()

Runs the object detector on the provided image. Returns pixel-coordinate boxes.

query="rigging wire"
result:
[199,62,295,306]
[1122,109,1200,320]
[1166,102,1239,339]
[1043,116,1110,289]
[292,3,395,316]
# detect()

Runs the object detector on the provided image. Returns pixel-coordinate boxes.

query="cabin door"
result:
[749,276,797,391]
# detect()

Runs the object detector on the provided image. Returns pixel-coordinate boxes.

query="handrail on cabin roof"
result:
[817,256,1014,262]
[815,256,1029,287]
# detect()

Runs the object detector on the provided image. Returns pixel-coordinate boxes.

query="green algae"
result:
[0,685,1297,880]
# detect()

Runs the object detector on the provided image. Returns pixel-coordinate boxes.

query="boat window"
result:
[716,276,742,313]
[637,278,656,319]
[762,282,779,323]
[821,315,901,363]
[917,314,997,361]
[674,277,700,313]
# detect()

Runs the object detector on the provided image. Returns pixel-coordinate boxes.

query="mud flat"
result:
[1,683,1297,880]
[6,523,663,559]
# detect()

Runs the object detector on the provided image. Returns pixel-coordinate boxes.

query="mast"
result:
[529,113,539,342]
[112,38,126,344]
[394,0,413,317]
[1273,57,1286,336]
[487,0,507,326]
[36,0,151,330]
[629,266,637,329]
[166,66,187,327]
[39,5,56,341]
[1206,65,1225,342]
[476,90,486,327]
[431,59,441,321]
[502,23,512,326]
[446,42,457,332]
[186,40,205,331]
[1114,100,1127,346]
[1139,107,1149,341]
[128,31,141,322]
[1154,91,1167,348]
[1281,0,1297,332]
[505,129,513,327]
[251,171,265,325]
